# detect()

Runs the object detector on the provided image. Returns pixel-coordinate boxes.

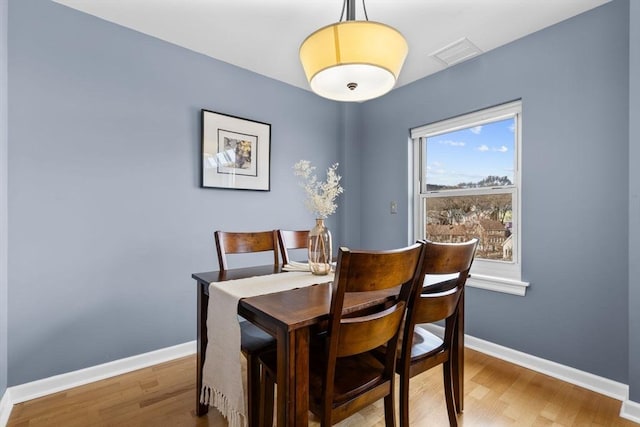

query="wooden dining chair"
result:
[396,238,478,427]
[258,243,425,427]
[214,230,279,271]
[276,229,309,265]
[213,230,279,427]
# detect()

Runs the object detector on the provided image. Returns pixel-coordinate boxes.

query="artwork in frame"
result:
[201,109,271,191]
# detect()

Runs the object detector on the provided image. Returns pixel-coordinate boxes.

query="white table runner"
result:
[201,271,334,427]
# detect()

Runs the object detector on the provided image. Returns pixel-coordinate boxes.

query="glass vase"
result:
[308,218,332,275]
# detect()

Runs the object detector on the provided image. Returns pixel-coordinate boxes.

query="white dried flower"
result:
[293,160,344,219]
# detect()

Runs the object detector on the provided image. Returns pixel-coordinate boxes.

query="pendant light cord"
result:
[339,0,369,21]
[361,0,369,21]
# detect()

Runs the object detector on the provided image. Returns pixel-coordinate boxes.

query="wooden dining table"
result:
[192,266,466,427]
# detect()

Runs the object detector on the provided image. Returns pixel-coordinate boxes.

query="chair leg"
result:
[321,403,332,427]
[383,392,396,427]
[443,361,458,427]
[246,354,261,427]
[451,345,463,414]
[259,366,275,427]
[399,371,410,427]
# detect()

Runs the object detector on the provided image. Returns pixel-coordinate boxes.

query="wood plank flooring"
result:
[7,349,637,426]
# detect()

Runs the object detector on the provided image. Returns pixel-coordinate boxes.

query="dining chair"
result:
[276,229,309,265]
[258,242,425,427]
[214,230,279,271]
[213,230,279,427]
[396,238,478,427]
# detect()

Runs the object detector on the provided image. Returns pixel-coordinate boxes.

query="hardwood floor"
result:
[7,349,637,426]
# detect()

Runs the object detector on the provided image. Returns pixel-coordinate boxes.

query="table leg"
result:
[277,327,310,426]
[196,282,209,416]
[453,287,464,413]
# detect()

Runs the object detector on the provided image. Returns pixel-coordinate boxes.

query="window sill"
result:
[467,274,529,296]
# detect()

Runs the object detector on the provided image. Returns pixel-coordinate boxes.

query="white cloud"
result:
[494,146,508,152]
[470,126,483,134]
[428,164,446,175]
[508,123,515,133]
[477,145,489,152]
[439,140,465,147]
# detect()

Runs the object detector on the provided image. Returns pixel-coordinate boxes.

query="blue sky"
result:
[425,118,515,187]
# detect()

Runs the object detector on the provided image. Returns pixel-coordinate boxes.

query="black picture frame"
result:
[201,109,271,191]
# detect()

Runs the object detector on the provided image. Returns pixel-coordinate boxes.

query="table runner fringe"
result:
[200,385,247,427]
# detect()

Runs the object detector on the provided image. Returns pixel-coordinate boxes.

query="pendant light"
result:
[299,0,408,102]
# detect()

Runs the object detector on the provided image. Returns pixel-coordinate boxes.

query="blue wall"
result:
[358,0,630,382]
[337,103,362,249]
[0,0,8,400]
[7,0,344,385]
[629,0,640,403]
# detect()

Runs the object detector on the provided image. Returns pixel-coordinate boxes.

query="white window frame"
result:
[411,100,529,296]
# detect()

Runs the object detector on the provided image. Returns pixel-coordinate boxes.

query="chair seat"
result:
[408,325,444,359]
[312,352,386,406]
[240,320,275,354]
[375,325,444,361]
[259,346,386,408]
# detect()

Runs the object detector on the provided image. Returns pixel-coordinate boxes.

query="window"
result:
[411,101,528,295]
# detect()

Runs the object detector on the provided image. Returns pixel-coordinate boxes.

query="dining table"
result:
[192,266,466,427]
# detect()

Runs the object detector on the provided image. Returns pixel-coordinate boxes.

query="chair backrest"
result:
[404,239,478,358]
[322,243,425,421]
[214,230,279,271]
[276,229,309,265]
[420,238,478,282]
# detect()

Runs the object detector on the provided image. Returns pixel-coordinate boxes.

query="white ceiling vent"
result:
[430,37,483,67]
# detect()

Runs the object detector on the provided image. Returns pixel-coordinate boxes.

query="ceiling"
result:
[52,0,610,92]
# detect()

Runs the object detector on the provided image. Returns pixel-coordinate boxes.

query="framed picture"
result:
[201,110,271,191]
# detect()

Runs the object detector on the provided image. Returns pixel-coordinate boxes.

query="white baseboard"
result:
[0,389,12,427]
[621,399,640,423]
[3,340,195,423]
[422,324,630,402]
